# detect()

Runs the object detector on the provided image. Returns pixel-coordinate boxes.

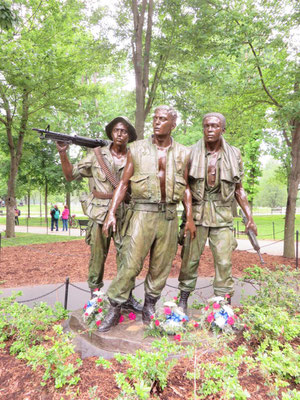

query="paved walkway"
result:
[0,224,292,256]
[0,277,258,311]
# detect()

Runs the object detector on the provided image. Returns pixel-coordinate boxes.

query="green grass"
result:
[0,233,82,247]
[234,215,300,241]
[0,216,88,227]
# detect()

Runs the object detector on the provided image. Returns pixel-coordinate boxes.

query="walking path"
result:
[0,224,292,256]
[0,277,257,311]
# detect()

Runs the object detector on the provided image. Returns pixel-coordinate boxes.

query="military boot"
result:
[142,294,160,324]
[98,299,121,333]
[121,291,143,313]
[178,290,190,314]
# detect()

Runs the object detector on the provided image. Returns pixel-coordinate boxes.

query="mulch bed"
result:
[0,240,298,399]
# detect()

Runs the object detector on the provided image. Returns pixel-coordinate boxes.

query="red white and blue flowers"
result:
[201,296,238,333]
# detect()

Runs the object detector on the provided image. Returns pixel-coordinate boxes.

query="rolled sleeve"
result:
[72,151,93,180]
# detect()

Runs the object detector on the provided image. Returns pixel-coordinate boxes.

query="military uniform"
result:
[107,137,190,303]
[73,143,126,290]
[178,137,243,296]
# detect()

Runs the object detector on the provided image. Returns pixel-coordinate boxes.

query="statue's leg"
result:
[107,210,155,304]
[145,213,178,297]
[209,227,235,298]
[87,221,111,295]
[178,225,208,293]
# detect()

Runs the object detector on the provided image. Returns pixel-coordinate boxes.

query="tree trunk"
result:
[44,178,48,224]
[40,190,42,218]
[6,169,17,238]
[283,121,300,257]
[66,190,71,215]
[131,0,153,139]
[4,89,29,238]
[27,190,30,218]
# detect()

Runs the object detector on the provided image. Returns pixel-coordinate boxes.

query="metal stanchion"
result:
[64,277,70,309]
[0,233,1,263]
[26,217,29,233]
[272,222,275,240]
[237,221,239,238]
[296,230,299,271]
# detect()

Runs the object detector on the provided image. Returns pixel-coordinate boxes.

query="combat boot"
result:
[98,299,121,333]
[142,294,160,324]
[121,291,143,313]
[178,290,190,314]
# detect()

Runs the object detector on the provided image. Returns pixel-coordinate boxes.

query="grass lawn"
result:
[234,215,300,240]
[0,233,82,247]
[0,216,88,227]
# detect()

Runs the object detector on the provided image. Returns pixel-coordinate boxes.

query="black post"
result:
[296,230,299,271]
[272,222,275,240]
[64,277,70,310]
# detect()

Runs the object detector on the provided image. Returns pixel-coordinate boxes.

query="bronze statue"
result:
[99,105,196,332]
[178,112,257,312]
[56,117,142,312]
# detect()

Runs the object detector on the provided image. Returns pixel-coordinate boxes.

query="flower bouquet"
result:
[200,295,239,334]
[146,301,190,337]
[82,290,109,329]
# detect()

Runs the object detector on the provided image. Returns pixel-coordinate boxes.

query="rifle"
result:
[240,209,265,264]
[33,125,109,148]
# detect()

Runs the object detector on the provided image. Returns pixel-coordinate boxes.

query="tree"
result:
[0,0,106,237]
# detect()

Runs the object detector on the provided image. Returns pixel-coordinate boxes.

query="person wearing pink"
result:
[62,205,70,231]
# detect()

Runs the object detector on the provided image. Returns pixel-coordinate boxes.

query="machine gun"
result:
[240,209,264,264]
[33,126,109,148]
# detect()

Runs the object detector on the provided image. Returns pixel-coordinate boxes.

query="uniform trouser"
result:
[86,220,122,290]
[107,210,178,304]
[178,225,237,296]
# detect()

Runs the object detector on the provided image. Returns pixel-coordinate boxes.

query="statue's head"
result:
[105,116,137,143]
[202,112,226,130]
[202,112,226,144]
[153,105,177,136]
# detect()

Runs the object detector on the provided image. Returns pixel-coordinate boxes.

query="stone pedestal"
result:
[66,308,202,359]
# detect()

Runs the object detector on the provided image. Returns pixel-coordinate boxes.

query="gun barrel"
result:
[34,128,109,148]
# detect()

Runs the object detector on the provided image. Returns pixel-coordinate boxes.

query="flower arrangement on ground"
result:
[82,290,109,329]
[200,295,239,334]
[146,301,190,337]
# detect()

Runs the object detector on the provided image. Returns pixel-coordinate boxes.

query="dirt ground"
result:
[0,240,298,399]
[0,239,296,288]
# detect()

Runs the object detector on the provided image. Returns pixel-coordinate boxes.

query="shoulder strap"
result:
[93,147,119,189]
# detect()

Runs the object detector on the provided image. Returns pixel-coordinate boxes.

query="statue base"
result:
[65,308,202,359]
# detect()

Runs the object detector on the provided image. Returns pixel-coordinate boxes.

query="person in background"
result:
[62,205,70,231]
[14,207,20,225]
[50,205,60,231]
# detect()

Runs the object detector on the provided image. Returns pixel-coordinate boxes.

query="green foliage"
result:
[18,325,82,388]
[241,265,300,314]
[282,389,300,400]
[113,337,181,399]
[0,293,81,389]
[0,292,68,350]
[257,339,300,384]
[187,345,255,399]
[0,0,18,30]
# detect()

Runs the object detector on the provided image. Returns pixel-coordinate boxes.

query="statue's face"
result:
[152,109,176,137]
[203,116,224,144]
[111,122,129,146]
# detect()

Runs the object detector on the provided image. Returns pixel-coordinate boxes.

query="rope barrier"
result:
[17,283,65,303]
[69,283,90,293]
